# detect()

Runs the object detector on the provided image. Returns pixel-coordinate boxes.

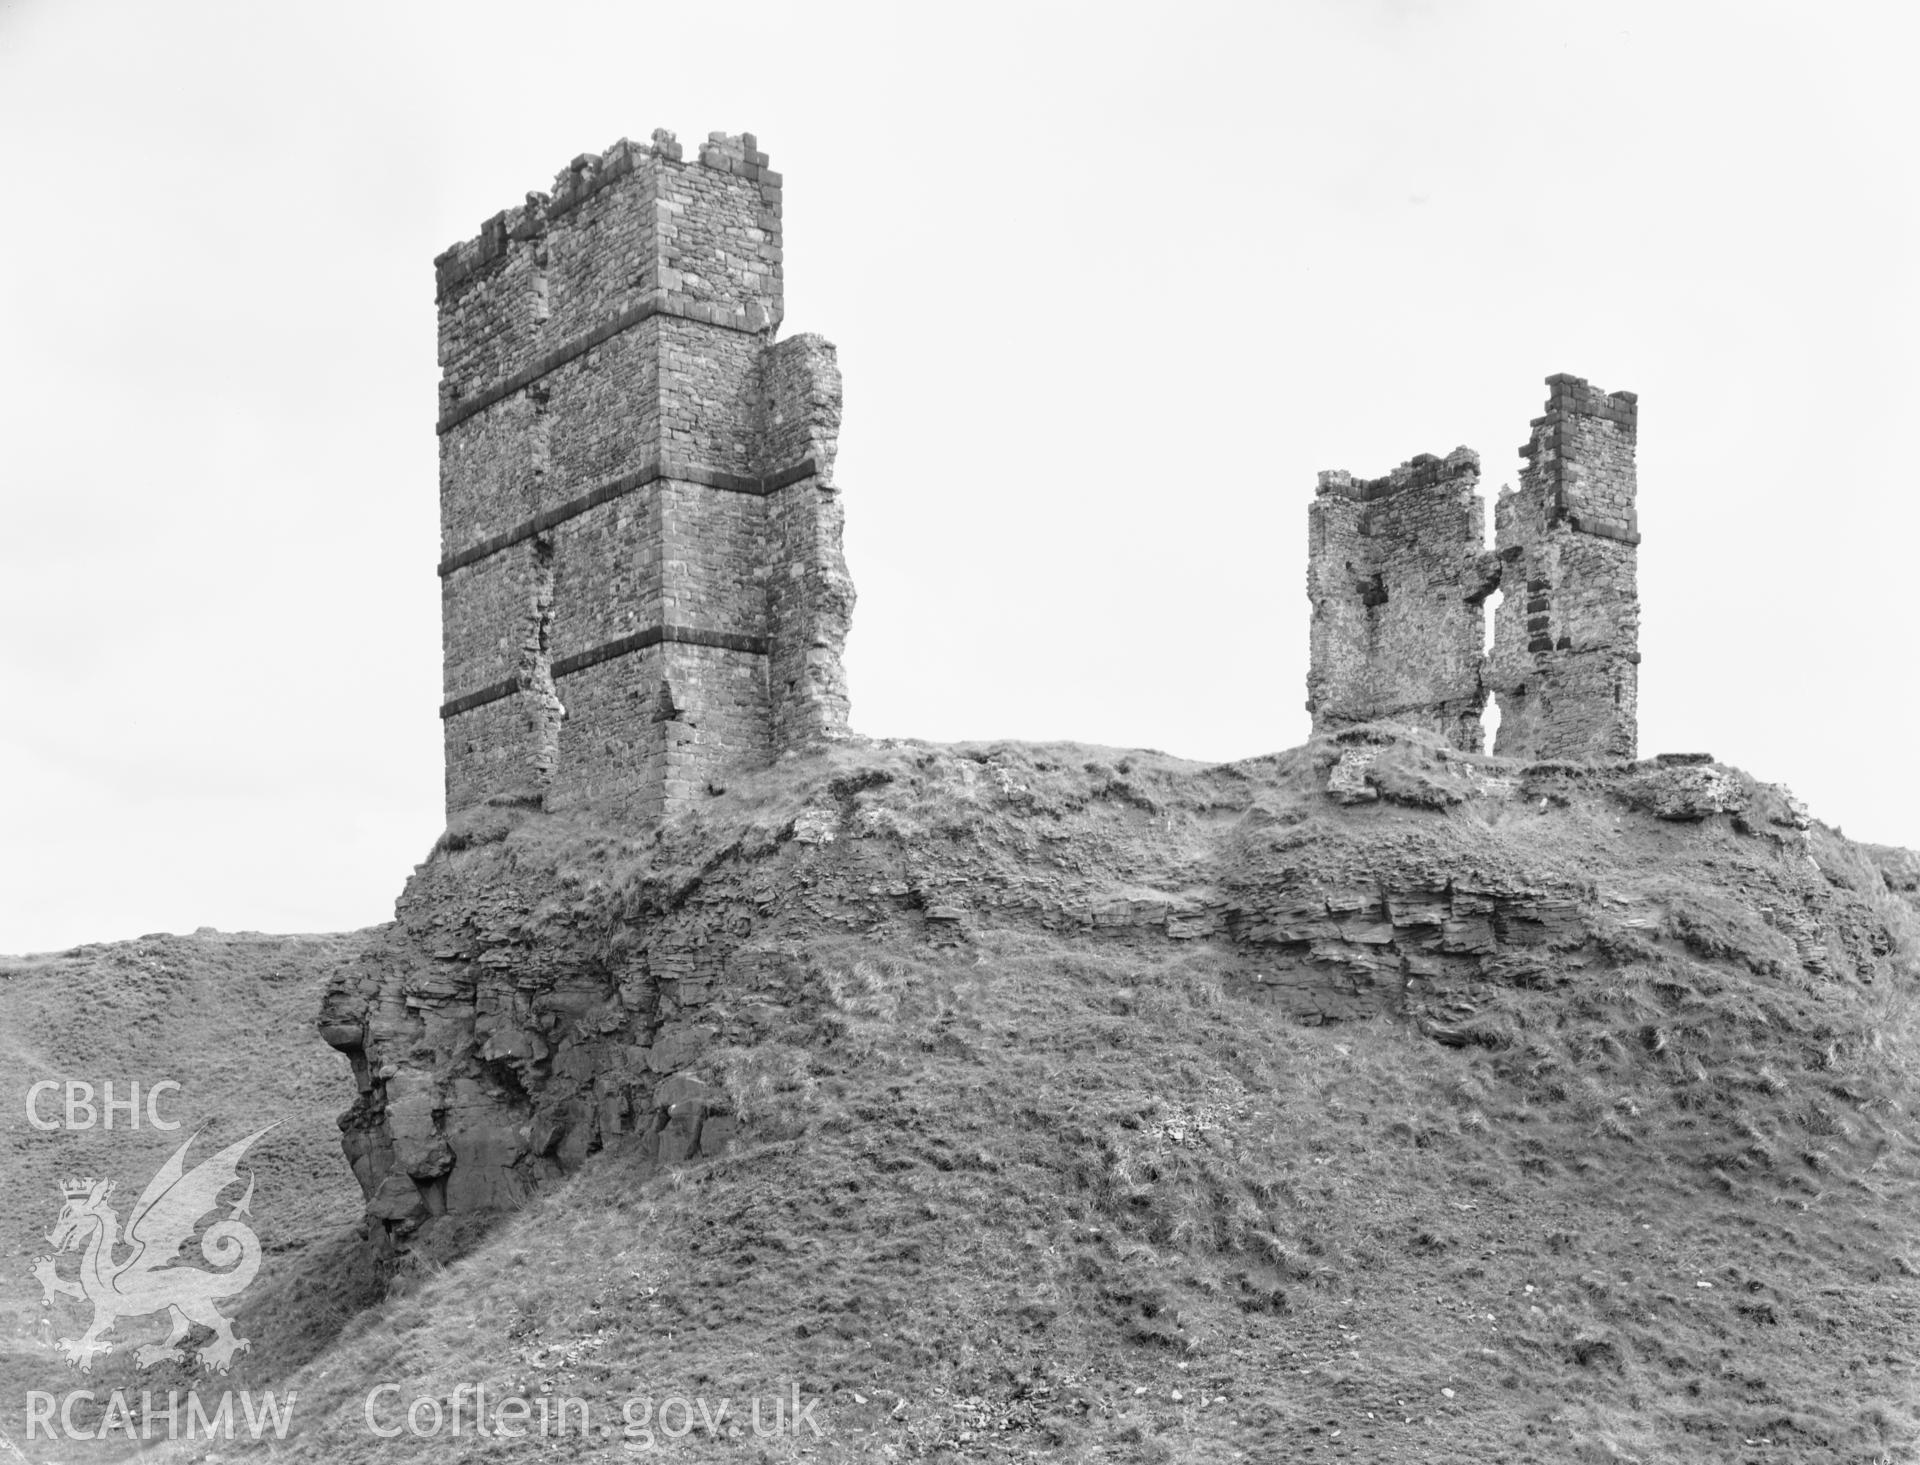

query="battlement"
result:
[1530,372,1638,429]
[432,131,785,298]
[696,130,777,177]
[433,131,852,823]
[430,129,788,459]
[1315,447,1480,504]
[1307,375,1641,761]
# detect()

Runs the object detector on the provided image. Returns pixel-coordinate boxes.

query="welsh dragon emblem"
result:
[31,1127,271,1373]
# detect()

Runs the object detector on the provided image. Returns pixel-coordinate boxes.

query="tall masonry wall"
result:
[1306,374,1638,761]
[1487,374,1640,760]
[434,130,854,821]
[1306,447,1497,752]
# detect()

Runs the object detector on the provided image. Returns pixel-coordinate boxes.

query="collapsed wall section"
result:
[1488,375,1639,760]
[433,131,852,823]
[1306,447,1494,752]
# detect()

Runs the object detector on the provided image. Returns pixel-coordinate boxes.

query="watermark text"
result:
[26,1389,295,1441]
[27,1080,181,1131]
[361,1383,824,1445]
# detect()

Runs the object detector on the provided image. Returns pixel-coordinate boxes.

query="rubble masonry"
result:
[434,130,854,821]
[1307,375,1639,760]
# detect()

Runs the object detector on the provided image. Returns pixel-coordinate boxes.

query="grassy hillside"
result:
[0,929,378,1461]
[10,737,1920,1463]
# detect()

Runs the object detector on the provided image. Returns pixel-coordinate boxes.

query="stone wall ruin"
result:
[1307,374,1639,761]
[1307,446,1496,752]
[1487,375,1641,760]
[435,130,853,822]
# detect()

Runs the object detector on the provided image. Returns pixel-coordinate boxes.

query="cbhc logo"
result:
[27,1081,182,1131]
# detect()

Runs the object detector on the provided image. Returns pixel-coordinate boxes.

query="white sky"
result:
[1,1,1914,954]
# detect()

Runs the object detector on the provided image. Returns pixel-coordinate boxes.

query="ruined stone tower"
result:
[1485,375,1640,760]
[434,131,853,821]
[1307,374,1639,760]
[1306,446,1496,752]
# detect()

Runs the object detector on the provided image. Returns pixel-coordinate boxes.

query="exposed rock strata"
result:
[321,733,1903,1262]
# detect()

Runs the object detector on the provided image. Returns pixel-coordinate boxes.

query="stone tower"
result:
[1306,446,1496,752]
[433,131,853,821]
[1306,374,1639,761]
[1486,375,1640,760]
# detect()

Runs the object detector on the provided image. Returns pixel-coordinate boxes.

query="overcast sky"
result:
[1,1,1913,954]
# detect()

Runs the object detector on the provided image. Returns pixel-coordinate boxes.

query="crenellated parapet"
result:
[433,131,852,823]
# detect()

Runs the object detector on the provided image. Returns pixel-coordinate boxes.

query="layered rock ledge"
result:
[320,731,1905,1262]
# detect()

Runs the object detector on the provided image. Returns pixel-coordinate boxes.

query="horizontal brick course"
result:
[439,455,819,576]
[436,132,854,820]
[437,623,777,720]
[437,297,764,436]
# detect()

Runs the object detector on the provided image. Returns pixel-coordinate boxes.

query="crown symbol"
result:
[60,1177,96,1199]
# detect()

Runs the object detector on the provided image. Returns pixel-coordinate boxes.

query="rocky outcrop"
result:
[1864,842,1920,918]
[321,734,1901,1264]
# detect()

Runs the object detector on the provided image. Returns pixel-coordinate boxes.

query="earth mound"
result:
[273,730,1920,1462]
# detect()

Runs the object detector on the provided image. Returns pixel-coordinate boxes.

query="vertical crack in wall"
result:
[528,384,551,483]
[1480,583,1505,749]
[530,230,551,329]
[523,536,564,792]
